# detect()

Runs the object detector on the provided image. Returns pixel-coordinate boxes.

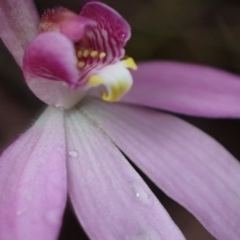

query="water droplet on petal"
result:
[16,208,27,216]
[126,226,159,240]
[16,211,22,216]
[45,210,59,225]
[69,150,78,158]
[131,181,152,205]
[55,104,64,110]
[121,33,125,39]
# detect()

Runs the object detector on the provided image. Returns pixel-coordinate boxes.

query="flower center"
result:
[76,48,107,69]
[87,57,137,102]
[23,2,136,108]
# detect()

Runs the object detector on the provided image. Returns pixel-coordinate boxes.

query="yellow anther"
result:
[77,51,83,58]
[83,49,89,58]
[122,57,137,70]
[77,61,85,68]
[99,52,106,59]
[90,51,98,57]
[88,75,103,86]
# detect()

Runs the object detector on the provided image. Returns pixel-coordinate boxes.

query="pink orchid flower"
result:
[0,1,240,240]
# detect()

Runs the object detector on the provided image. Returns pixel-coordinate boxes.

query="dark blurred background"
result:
[1,0,240,239]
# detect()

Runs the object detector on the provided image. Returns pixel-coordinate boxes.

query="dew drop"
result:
[61,82,67,87]
[69,150,78,158]
[45,210,59,225]
[55,104,64,110]
[16,211,22,216]
[131,181,152,205]
[121,33,126,38]
[16,208,27,216]
[125,226,159,240]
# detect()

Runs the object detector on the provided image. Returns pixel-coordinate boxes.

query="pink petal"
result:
[82,99,240,240]
[23,32,79,85]
[0,0,39,66]
[0,107,67,239]
[122,61,240,117]
[65,109,185,240]
[23,32,87,108]
[80,2,130,63]
[39,8,94,42]
[60,15,93,42]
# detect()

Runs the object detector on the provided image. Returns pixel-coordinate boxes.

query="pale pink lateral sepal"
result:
[65,109,185,240]
[0,0,39,66]
[23,32,85,108]
[122,61,240,117]
[83,99,240,240]
[0,107,67,239]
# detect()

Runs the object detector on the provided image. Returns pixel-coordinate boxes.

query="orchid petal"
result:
[0,107,67,239]
[65,109,185,240]
[0,0,39,66]
[23,32,87,108]
[122,61,240,117]
[82,99,240,240]
[80,2,130,63]
[23,32,79,85]
[39,8,94,42]
[60,16,93,42]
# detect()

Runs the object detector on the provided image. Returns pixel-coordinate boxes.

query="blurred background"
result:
[1,0,240,239]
